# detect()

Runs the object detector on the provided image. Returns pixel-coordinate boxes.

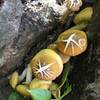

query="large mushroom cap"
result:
[74,7,93,24]
[56,29,87,56]
[30,49,63,81]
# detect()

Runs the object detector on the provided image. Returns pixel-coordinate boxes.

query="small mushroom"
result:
[25,64,32,84]
[47,43,70,64]
[73,7,93,24]
[30,49,63,81]
[16,84,30,96]
[9,71,19,89]
[60,0,82,23]
[64,0,82,11]
[19,67,27,82]
[56,29,87,56]
[29,78,52,89]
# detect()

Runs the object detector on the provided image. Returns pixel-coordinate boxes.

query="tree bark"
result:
[0,0,73,99]
[0,0,69,78]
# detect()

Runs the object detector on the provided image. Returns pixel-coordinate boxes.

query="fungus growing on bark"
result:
[30,49,63,81]
[56,29,87,56]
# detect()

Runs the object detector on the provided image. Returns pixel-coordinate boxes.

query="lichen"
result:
[25,0,68,24]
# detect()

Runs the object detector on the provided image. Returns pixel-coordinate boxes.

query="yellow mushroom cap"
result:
[16,85,30,96]
[56,29,87,56]
[47,43,70,64]
[29,78,52,89]
[9,71,19,89]
[30,49,63,81]
[74,7,93,24]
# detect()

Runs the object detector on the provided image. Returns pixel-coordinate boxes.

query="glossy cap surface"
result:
[30,49,63,81]
[56,29,87,56]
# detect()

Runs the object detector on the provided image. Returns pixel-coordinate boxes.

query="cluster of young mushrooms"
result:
[9,0,93,99]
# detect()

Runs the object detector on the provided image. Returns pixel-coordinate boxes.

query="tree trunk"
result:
[0,0,69,77]
[0,0,72,99]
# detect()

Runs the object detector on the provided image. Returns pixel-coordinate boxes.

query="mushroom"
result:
[60,0,83,24]
[64,0,82,11]
[47,43,70,64]
[56,29,87,56]
[9,71,19,89]
[30,49,63,81]
[73,7,93,24]
[16,84,30,96]
[29,78,52,89]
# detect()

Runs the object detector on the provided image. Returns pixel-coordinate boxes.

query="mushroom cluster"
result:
[9,2,93,100]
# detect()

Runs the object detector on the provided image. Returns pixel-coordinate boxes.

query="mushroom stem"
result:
[47,43,70,64]
[19,67,27,82]
[69,22,88,30]
[25,64,32,84]
[19,64,32,83]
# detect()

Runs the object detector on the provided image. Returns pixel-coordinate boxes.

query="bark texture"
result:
[0,0,68,77]
[0,0,71,99]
